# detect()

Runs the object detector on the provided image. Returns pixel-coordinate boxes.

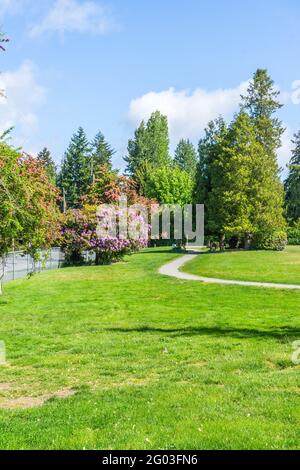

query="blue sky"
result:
[0,0,300,172]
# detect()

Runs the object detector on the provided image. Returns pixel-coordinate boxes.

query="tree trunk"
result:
[95,252,100,265]
[219,234,225,251]
[244,232,252,250]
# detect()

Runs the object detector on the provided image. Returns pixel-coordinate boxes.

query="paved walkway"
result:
[159,252,300,290]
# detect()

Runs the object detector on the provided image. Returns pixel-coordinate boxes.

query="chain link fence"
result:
[1,248,101,285]
[3,248,65,284]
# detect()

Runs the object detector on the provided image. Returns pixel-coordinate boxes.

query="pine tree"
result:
[195,117,227,205]
[91,132,115,174]
[240,69,286,241]
[241,68,285,153]
[37,147,57,183]
[174,139,197,176]
[285,131,300,222]
[124,111,170,179]
[207,113,261,248]
[124,121,148,177]
[205,112,285,250]
[58,127,91,209]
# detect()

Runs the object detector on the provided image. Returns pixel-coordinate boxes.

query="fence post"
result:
[12,239,15,281]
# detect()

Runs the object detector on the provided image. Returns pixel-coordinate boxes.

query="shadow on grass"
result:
[103,325,300,340]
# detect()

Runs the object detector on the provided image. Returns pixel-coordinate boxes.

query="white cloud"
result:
[128,82,250,144]
[128,82,295,178]
[0,61,46,145]
[291,80,300,105]
[30,0,115,37]
[278,127,293,176]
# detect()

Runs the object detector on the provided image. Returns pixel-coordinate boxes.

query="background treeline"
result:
[41,69,300,250]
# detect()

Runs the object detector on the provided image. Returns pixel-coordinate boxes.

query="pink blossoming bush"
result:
[60,204,149,265]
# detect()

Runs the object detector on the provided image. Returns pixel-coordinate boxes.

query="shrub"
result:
[287,220,300,245]
[59,209,89,264]
[60,205,149,265]
[251,230,287,251]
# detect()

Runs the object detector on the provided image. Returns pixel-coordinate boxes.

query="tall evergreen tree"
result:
[195,117,227,204]
[124,121,148,177]
[240,69,286,240]
[207,112,285,249]
[241,68,285,153]
[124,111,170,179]
[37,147,57,183]
[174,139,197,176]
[207,113,259,248]
[91,132,115,173]
[58,127,91,209]
[285,130,300,222]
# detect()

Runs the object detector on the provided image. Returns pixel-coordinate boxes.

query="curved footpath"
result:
[159,252,300,290]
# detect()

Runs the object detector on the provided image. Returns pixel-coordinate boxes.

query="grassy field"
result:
[183,246,300,285]
[0,247,299,450]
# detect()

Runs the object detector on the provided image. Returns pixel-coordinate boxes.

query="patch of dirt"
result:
[0,383,12,391]
[2,396,46,409]
[0,387,76,410]
[53,388,76,399]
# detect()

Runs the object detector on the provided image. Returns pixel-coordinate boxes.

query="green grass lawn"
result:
[183,246,300,285]
[0,247,299,450]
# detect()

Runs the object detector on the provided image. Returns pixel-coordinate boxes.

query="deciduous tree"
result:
[125,111,170,180]
[0,144,60,292]
[142,164,194,206]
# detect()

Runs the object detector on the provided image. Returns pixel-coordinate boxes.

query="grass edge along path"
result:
[182,246,300,287]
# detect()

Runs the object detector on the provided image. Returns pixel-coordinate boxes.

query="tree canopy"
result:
[37,147,57,184]
[285,130,300,222]
[57,127,91,209]
[174,139,197,176]
[91,132,115,173]
[125,111,170,179]
[0,143,60,291]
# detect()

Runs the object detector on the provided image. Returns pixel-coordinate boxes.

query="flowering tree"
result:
[0,144,60,292]
[60,203,150,265]
[20,153,61,254]
[58,164,153,265]
[81,164,156,208]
